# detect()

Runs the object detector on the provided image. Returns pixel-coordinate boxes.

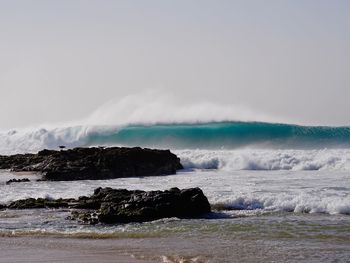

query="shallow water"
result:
[0,163,349,262]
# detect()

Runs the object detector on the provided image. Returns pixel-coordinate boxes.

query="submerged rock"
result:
[8,198,74,209]
[6,187,211,224]
[6,178,30,185]
[0,147,183,181]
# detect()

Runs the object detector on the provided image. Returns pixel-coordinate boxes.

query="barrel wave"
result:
[1,122,350,155]
[86,122,350,149]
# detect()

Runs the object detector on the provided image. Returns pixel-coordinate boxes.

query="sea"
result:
[0,122,349,262]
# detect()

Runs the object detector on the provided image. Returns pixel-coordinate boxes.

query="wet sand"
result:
[0,237,154,263]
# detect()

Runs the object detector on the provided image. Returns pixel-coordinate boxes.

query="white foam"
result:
[1,167,349,215]
[176,149,350,171]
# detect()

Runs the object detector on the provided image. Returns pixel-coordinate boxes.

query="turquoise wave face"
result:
[84,122,350,149]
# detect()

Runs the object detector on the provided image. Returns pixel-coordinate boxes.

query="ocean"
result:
[0,122,349,262]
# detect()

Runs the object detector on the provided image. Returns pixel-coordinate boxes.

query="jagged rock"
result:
[6,187,211,224]
[6,178,30,185]
[68,211,99,225]
[0,147,183,181]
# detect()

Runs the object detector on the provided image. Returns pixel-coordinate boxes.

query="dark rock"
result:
[97,187,211,223]
[6,178,30,185]
[0,147,183,181]
[8,198,46,209]
[6,187,211,224]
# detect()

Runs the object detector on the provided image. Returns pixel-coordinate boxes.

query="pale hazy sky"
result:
[1,0,350,128]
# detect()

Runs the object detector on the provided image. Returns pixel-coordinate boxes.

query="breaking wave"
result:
[213,193,350,215]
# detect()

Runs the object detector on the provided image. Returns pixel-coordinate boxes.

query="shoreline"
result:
[2,217,349,263]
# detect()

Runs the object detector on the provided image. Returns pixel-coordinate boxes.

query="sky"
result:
[0,0,350,128]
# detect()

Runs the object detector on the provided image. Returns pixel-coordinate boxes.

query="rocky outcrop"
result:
[5,187,211,224]
[93,187,211,223]
[0,147,183,181]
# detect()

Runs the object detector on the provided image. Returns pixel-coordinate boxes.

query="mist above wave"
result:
[82,92,281,126]
[1,93,349,155]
